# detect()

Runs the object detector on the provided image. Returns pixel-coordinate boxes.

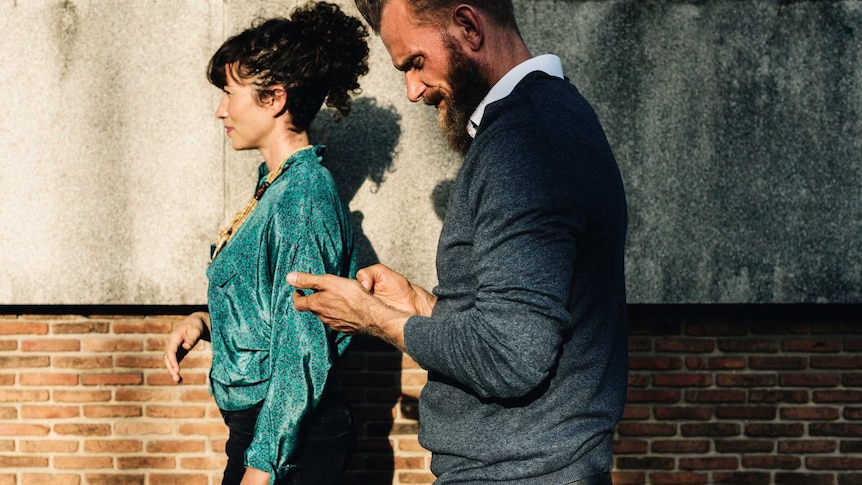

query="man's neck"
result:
[482,30,532,86]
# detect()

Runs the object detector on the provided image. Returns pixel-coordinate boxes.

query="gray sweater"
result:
[404,71,629,484]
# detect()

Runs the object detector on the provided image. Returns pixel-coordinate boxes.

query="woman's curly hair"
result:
[207,2,370,130]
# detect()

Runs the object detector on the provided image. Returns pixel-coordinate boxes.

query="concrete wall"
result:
[1,0,859,305]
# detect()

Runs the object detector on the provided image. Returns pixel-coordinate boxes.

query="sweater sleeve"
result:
[405,126,586,400]
[244,167,352,483]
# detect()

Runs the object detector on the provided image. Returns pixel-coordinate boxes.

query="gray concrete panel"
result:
[1,0,859,304]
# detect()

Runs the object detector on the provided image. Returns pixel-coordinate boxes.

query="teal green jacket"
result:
[206,145,355,481]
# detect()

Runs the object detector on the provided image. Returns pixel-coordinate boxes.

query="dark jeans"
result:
[220,396,353,485]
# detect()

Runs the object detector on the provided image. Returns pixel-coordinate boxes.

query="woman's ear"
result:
[269,87,287,116]
[452,5,483,51]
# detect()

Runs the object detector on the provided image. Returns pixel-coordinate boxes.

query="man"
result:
[287,0,628,483]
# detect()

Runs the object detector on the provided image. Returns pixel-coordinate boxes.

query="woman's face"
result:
[214,67,277,151]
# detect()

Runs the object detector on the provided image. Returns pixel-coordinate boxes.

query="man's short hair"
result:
[355,0,517,34]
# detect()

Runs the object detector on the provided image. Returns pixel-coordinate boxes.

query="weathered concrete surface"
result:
[0,0,859,304]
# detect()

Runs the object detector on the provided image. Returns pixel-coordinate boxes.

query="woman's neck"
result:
[260,129,311,172]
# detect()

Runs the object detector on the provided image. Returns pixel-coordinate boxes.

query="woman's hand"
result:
[163,311,210,384]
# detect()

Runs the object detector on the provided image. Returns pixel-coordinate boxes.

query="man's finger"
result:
[286,271,323,289]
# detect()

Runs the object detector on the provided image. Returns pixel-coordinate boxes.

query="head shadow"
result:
[313,96,401,268]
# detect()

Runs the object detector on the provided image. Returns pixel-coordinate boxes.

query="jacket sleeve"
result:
[243,168,353,483]
[404,127,585,400]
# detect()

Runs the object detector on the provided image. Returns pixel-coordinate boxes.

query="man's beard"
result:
[425,34,491,156]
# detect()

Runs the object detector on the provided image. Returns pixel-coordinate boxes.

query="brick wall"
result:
[0,305,859,485]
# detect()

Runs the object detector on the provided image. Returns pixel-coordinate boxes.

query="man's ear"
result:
[452,5,483,51]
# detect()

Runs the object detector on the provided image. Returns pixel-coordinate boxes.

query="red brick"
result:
[715,406,777,420]
[83,440,142,453]
[20,474,80,485]
[648,471,708,484]
[0,456,49,467]
[679,457,739,470]
[811,356,862,370]
[20,440,79,453]
[613,440,648,454]
[115,389,175,402]
[146,440,205,453]
[686,357,745,370]
[845,339,862,351]
[82,339,143,352]
[717,339,779,353]
[685,389,746,403]
[19,373,79,386]
[651,440,710,454]
[629,357,683,370]
[81,373,143,386]
[54,390,112,402]
[654,406,712,421]
[742,455,802,469]
[616,457,675,470]
[810,423,862,437]
[83,474,145,485]
[53,455,113,469]
[715,440,775,453]
[749,356,807,370]
[778,440,837,454]
[712,472,771,484]
[52,321,110,334]
[115,422,176,436]
[117,456,176,469]
[177,422,228,437]
[398,471,436,484]
[21,405,80,419]
[843,373,862,387]
[628,338,653,352]
[0,356,50,369]
[748,390,809,404]
[0,390,49,402]
[149,474,208,485]
[53,356,114,369]
[113,319,173,334]
[145,405,206,419]
[782,339,841,353]
[841,441,862,453]
[54,423,112,436]
[0,424,50,436]
[616,423,678,437]
[83,405,143,418]
[776,473,837,485]
[654,374,712,387]
[0,322,49,335]
[0,407,15,419]
[807,456,862,470]
[21,339,80,352]
[715,373,776,387]
[780,406,840,420]
[781,372,840,387]
[178,455,226,469]
[612,471,646,485]
[626,389,682,403]
[680,423,741,437]
[627,374,650,387]
[814,390,862,403]
[745,423,805,438]
[750,322,811,335]
[622,406,651,420]
[655,338,714,353]
[839,473,862,485]
[847,407,862,420]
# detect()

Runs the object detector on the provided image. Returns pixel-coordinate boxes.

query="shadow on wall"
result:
[313,96,405,484]
[314,97,401,268]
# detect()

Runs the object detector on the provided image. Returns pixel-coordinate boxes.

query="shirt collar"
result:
[467,54,565,138]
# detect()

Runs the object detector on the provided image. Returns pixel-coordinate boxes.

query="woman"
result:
[163,3,369,484]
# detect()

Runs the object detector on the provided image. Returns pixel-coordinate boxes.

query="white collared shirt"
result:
[467,54,565,138]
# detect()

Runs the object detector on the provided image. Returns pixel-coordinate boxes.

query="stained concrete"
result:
[0,0,858,304]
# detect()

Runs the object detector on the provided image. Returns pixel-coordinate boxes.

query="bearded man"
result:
[288,1,628,484]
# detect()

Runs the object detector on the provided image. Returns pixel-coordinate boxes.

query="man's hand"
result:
[287,271,416,352]
[357,264,437,317]
[164,311,210,384]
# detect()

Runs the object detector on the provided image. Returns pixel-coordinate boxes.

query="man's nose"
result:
[405,71,426,103]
